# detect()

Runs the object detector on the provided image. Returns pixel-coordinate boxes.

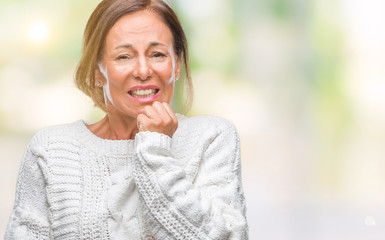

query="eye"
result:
[116,55,131,60]
[152,52,166,58]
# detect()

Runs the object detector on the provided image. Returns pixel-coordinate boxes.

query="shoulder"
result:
[28,120,84,153]
[175,114,240,147]
[33,120,84,140]
[175,114,241,171]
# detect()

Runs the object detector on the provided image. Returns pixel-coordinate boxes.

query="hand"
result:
[137,101,178,138]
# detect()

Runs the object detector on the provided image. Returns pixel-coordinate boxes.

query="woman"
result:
[5,0,248,239]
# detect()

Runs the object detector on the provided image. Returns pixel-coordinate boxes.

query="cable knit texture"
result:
[5,114,248,239]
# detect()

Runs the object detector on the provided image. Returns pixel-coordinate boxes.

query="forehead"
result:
[106,10,173,47]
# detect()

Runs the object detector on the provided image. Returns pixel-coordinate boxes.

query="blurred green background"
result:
[1,0,385,239]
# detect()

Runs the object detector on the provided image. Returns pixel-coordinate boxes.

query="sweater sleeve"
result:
[133,119,248,240]
[5,134,52,239]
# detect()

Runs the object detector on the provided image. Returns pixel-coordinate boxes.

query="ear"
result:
[175,57,181,80]
[94,64,107,86]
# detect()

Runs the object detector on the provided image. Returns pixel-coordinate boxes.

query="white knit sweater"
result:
[5,114,248,239]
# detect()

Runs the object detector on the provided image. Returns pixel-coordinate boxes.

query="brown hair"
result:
[75,0,193,112]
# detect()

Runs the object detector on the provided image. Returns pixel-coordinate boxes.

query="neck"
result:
[87,114,139,140]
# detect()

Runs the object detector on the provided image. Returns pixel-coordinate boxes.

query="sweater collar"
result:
[74,120,135,156]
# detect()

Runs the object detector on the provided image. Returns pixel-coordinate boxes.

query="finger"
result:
[162,102,177,121]
[137,113,150,131]
[152,101,171,120]
[143,105,159,119]
[162,102,178,133]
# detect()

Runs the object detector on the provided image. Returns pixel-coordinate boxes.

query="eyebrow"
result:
[115,44,132,49]
[149,41,166,47]
[114,41,166,49]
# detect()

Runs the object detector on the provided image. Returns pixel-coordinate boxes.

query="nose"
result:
[133,56,152,81]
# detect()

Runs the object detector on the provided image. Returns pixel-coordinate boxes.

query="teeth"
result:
[134,89,154,95]
[130,89,157,98]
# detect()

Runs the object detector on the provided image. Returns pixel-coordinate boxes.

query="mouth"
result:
[127,85,161,103]
[128,88,160,98]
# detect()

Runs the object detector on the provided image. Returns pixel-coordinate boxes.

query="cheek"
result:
[163,84,175,103]
[107,66,130,87]
[153,63,175,101]
[154,61,175,83]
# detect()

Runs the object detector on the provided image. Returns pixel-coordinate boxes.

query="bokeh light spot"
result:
[27,20,50,44]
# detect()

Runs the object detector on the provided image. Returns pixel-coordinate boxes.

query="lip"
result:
[129,85,159,91]
[127,85,160,103]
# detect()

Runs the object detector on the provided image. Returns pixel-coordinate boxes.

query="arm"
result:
[133,118,248,240]
[5,135,51,239]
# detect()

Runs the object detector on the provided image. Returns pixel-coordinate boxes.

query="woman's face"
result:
[97,10,180,119]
